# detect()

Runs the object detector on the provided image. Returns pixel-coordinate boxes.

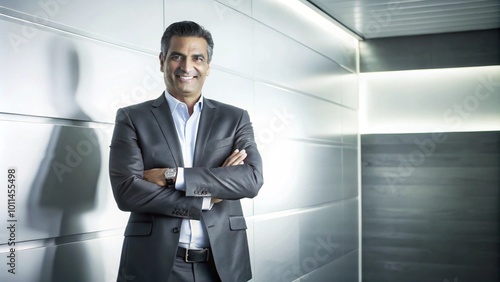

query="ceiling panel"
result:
[307,0,500,38]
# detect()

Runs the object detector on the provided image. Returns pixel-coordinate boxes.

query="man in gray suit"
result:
[109,21,264,281]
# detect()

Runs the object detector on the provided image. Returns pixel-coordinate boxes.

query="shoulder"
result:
[113,96,161,125]
[117,95,163,118]
[121,98,156,112]
[204,98,246,116]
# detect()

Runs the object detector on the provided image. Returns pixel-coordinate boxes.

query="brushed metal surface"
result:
[309,0,500,39]
[0,0,163,52]
[0,16,160,123]
[253,139,343,215]
[0,235,124,282]
[253,82,343,146]
[253,0,358,73]
[362,131,500,282]
[215,0,252,17]
[343,107,359,145]
[0,121,128,243]
[253,202,344,282]
[254,22,353,105]
[253,214,300,282]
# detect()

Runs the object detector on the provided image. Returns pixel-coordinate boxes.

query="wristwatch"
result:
[164,168,177,188]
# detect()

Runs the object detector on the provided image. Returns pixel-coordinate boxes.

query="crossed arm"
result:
[142,149,248,204]
[110,107,263,218]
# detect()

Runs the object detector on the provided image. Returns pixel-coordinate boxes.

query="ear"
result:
[207,62,210,76]
[159,52,165,72]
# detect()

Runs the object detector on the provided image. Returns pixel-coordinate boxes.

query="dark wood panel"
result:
[361,131,500,282]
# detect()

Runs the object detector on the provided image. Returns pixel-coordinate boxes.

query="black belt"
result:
[176,247,210,263]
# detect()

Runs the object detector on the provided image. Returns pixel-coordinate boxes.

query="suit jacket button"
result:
[173,227,180,233]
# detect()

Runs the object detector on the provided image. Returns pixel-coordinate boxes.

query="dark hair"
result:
[161,21,214,63]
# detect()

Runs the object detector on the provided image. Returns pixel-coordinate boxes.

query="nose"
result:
[179,58,193,73]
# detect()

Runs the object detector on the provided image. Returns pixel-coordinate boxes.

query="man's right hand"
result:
[222,149,247,167]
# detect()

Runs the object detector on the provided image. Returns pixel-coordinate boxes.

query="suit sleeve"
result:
[184,110,264,200]
[109,108,204,219]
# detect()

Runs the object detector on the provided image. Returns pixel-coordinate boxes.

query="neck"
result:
[169,92,201,116]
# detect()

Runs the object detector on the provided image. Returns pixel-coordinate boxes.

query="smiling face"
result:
[160,35,210,104]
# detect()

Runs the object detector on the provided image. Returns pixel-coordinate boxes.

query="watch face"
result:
[165,169,176,178]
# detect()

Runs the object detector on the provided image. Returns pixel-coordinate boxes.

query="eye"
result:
[170,54,182,61]
[194,56,205,62]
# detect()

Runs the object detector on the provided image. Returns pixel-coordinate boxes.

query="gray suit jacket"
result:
[109,94,264,282]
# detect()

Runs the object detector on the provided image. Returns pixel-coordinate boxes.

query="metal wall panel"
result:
[254,22,354,105]
[298,256,344,281]
[298,249,359,281]
[215,0,252,17]
[0,0,163,52]
[343,107,359,145]
[254,140,343,215]
[0,16,161,123]
[362,132,499,282]
[0,234,123,282]
[203,69,255,114]
[252,0,358,73]
[253,214,300,281]
[253,202,343,282]
[0,121,128,243]
[253,82,343,145]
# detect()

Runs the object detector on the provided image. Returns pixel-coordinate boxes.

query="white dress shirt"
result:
[165,91,212,249]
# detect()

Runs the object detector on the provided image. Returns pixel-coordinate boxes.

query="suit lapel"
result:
[151,94,184,167]
[193,98,217,166]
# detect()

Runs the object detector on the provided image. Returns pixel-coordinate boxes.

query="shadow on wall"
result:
[27,38,103,282]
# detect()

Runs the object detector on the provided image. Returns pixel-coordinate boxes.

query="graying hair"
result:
[161,21,214,63]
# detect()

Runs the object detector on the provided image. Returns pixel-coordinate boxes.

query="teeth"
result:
[179,76,193,80]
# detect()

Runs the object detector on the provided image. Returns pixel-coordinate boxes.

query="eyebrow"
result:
[169,51,185,58]
[169,52,206,59]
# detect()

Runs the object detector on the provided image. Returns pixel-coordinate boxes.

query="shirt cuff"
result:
[174,167,186,191]
[202,197,214,210]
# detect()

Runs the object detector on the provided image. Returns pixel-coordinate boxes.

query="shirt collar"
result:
[164,91,204,114]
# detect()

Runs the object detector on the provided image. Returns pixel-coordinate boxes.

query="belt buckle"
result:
[184,248,210,263]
